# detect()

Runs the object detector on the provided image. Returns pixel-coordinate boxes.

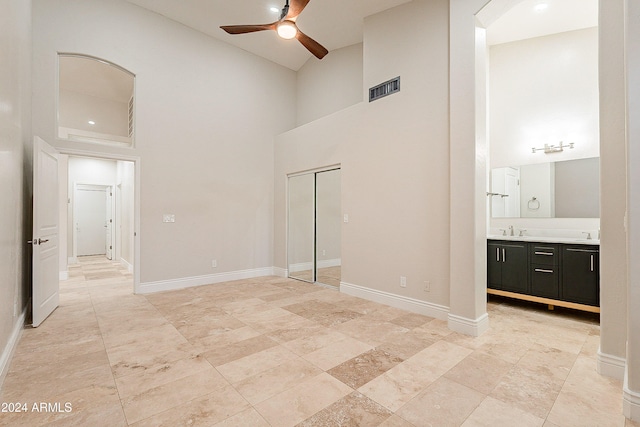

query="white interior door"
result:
[76,186,107,256]
[32,137,60,327]
[105,187,113,260]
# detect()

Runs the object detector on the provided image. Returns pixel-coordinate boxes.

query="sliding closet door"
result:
[288,174,315,282]
[315,169,341,287]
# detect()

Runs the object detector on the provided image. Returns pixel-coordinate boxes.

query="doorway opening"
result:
[61,155,137,289]
[287,167,341,288]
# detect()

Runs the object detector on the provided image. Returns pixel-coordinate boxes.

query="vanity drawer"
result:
[530,244,559,266]
[530,264,560,299]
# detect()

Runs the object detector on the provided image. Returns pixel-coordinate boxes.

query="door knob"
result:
[27,240,37,245]
[37,238,49,245]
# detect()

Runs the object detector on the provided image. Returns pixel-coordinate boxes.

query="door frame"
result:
[72,183,114,259]
[59,148,141,293]
[286,164,341,286]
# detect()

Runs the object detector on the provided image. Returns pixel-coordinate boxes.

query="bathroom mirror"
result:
[58,54,134,146]
[490,157,599,218]
[287,174,315,283]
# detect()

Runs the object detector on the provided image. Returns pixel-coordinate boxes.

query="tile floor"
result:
[0,256,638,426]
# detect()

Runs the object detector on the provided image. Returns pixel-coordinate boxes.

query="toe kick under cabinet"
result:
[487,239,600,313]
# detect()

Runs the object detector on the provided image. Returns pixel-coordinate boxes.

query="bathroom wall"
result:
[489,26,600,235]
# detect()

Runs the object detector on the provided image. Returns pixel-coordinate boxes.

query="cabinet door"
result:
[530,264,559,298]
[487,243,503,290]
[562,247,599,306]
[501,243,528,294]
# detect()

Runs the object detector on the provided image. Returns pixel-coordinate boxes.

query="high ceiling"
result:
[88,0,599,72]
[124,0,413,70]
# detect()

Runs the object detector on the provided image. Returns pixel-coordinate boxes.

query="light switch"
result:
[163,214,175,223]
[343,214,349,223]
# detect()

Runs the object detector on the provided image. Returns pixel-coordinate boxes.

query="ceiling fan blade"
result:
[220,23,277,34]
[295,29,328,59]
[286,0,311,20]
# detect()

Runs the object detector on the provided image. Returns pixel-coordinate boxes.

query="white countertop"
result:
[487,235,600,245]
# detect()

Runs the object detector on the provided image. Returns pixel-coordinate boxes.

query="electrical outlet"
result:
[343,214,349,223]
[322,249,326,256]
[424,280,430,292]
[211,260,217,268]
[162,214,175,223]
[400,276,407,288]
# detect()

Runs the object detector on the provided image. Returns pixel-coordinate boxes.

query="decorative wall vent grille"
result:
[128,96,134,138]
[369,76,400,102]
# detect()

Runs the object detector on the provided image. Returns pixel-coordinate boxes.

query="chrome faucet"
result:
[582,232,592,240]
[499,229,507,236]
[518,229,527,237]
[509,225,514,236]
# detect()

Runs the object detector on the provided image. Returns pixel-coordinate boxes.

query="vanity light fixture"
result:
[531,141,575,154]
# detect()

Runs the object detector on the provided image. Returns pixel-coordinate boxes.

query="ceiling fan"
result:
[220,0,329,59]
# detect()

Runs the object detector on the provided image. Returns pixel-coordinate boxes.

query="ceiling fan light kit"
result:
[220,0,329,59]
[277,21,297,39]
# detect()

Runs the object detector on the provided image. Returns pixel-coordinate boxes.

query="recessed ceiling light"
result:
[270,7,279,13]
[534,3,549,12]
[88,120,95,125]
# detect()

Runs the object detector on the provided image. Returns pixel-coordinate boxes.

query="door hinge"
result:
[110,219,113,223]
[110,246,112,249]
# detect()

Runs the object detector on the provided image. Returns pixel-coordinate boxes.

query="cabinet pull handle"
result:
[534,251,553,256]
[497,247,500,262]
[590,254,594,272]
[535,268,554,273]
[502,248,506,263]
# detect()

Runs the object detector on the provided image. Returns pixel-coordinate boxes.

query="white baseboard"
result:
[448,312,489,337]
[289,259,341,273]
[273,267,288,278]
[137,267,276,294]
[0,308,26,388]
[597,349,626,380]
[59,271,69,280]
[624,367,640,421]
[120,258,133,273]
[340,281,449,320]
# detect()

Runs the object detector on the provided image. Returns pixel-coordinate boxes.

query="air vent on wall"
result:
[369,76,400,102]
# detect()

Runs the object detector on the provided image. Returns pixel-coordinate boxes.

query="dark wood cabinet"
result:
[487,241,528,293]
[487,239,599,312]
[562,245,599,306]
[530,244,560,299]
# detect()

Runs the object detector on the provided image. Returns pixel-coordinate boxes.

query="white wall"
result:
[276,0,451,311]
[32,0,296,286]
[296,43,363,126]
[59,89,129,137]
[117,160,134,269]
[0,0,31,385]
[490,27,600,168]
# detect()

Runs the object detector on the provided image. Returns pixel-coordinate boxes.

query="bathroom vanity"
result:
[487,236,600,313]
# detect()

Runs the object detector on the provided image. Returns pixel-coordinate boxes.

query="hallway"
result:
[0,258,634,426]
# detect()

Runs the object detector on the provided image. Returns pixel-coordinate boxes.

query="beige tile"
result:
[121,367,228,424]
[254,372,353,427]
[216,345,299,383]
[378,415,417,427]
[388,312,434,329]
[328,349,404,389]
[115,354,213,398]
[202,334,278,366]
[358,341,473,411]
[297,391,392,426]
[462,396,544,427]
[376,330,437,360]
[335,317,409,347]
[444,350,513,394]
[129,384,249,427]
[281,327,350,356]
[396,377,485,427]
[233,357,323,405]
[212,408,271,427]
[517,344,578,381]
[490,365,564,419]
[303,337,373,371]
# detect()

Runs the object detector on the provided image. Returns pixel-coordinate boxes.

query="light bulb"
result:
[277,21,297,39]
